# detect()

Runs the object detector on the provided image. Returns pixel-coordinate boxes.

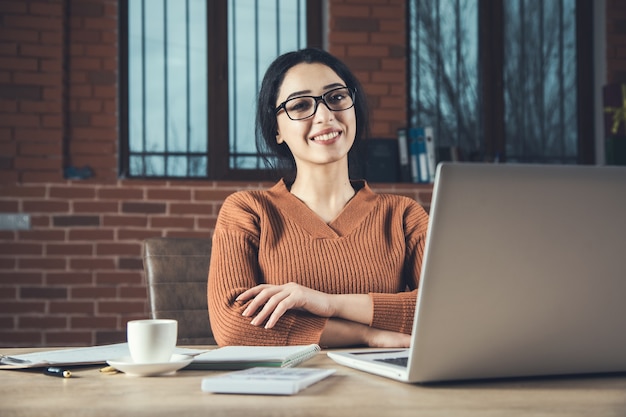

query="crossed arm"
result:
[236,283,411,348]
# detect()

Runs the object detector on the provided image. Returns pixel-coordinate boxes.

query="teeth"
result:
[312,132,339,141]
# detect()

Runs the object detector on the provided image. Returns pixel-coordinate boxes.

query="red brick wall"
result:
[0,0,431,347]
[328,0,407,136]
[0,0,617,347]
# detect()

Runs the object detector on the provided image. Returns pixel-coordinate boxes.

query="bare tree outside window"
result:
[408,0,582,164]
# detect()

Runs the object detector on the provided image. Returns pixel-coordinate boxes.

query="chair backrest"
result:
[142,237,215,345]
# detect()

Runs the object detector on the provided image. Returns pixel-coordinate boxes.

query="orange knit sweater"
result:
[207,179,429,346]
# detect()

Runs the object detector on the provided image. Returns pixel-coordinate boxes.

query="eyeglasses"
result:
[275,87,356,120]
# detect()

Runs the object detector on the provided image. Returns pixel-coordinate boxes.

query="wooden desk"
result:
[1,347,625,417]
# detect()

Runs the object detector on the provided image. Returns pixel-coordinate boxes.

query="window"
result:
[119,0,322,179]
[407,0,594,164]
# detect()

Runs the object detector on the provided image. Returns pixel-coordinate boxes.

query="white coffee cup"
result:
[127,319,178,364]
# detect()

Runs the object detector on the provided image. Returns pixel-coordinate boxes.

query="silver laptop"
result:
[328,162,626,383]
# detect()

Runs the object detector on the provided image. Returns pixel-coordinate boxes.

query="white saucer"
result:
[107,354,194,377]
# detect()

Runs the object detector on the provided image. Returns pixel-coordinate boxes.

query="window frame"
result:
[407,0,595,165]
[119,0,323,180]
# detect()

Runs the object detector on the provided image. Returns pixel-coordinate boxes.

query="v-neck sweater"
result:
[207,179,429,346]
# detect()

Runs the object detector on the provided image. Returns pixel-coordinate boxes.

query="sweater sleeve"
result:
[369,200,428,334]
[207,193,327,346]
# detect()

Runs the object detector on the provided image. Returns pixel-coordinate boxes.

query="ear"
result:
[276,131,283,144]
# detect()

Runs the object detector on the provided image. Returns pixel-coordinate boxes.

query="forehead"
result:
[277,62,345,102]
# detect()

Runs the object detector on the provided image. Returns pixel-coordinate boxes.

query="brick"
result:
[15,157,63,171]
[0,26,38,42]
[70,29,102,43]
[1,57,38,71]
[334,17,379,32]
[72,201,118,214]
[0,318,14,330]
[68,228,115,241]
[117,257,143,270]
[196,217,217,230]
[29,2,63,16]
[0,200,19,211]
[102,215,147,227]
[52,215,100,227]
[0,113,40,128]
[98,187,144,199]
[18,142,62,156]
[4,15,61,31]
[46,243,94,256]
[71,286,116,299]
[49,301,95,314]
[22,200,69,214]
[0,100,18,113]
[20,286,68,299]
[45,331,93,345]
[150,216,195,229]
[95,330,127,345]
[0,84,42,100]
[169,202,213,215]
[0,331,42,346]
[0,1,28,13]
[19,316,67,328]
[14,128,62,141]
[96,271,144,285]
[18,230,66,241]
[0,258,16,268]
[194,189,236,201]
[117,229,161,240]
[120,286,147,298]
[17,257,66,270]
[96,243,141,256]
[30,215,51,227]
[121,202,166,214]
[0,242,43,255]
[98,301,145,314]
[20,171,65,183]
[0,287,17,299]
[0,301,46,314]
[70,257,115,270]
[46,272,93,285]
[87,71,116,85]
[0,272,43,285]
[146,188,192,201]
[49,186,96,199]
[13,72,61,86]
[71,316,118,329]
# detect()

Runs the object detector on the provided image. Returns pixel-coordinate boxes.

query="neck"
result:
[289,166,355,224]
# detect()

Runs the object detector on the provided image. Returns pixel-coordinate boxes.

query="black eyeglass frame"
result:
[274,86,357,121]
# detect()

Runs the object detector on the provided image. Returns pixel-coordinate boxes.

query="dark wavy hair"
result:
[255,48,370,181]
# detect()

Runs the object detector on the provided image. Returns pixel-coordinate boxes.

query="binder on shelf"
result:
[396,128,412,182]
[363,138,400,183]
[424,127,436,183]
[408,127,429,183]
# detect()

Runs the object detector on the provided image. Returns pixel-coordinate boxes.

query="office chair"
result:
[142,237,216,345]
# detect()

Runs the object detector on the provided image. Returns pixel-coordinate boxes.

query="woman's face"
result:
[274,62,357,172]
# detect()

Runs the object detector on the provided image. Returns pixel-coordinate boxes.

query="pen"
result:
[44,366,72,378]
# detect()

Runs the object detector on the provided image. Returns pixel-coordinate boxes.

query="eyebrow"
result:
[284,83,346,101]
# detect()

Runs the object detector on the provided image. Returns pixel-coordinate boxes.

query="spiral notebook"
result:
[187,344,321,370]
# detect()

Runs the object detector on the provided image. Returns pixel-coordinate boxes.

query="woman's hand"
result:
[237,283,335,329]
[320,319,411,348]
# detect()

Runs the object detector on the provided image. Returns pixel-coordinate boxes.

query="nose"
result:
[312,98,333,121]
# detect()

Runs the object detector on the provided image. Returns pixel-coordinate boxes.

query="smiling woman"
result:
[207,49,430,348]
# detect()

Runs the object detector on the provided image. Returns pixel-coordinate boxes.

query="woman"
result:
[207,48,429,348]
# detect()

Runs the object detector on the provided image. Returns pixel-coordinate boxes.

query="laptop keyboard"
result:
[374,356,408,368]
